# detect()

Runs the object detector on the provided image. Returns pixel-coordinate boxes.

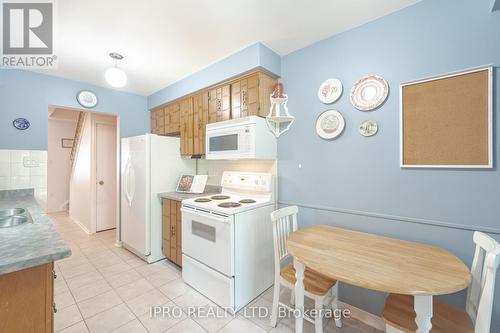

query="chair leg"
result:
[314,297,323,333]
[331,283,342,328]
[290,288,295,306]
[270,280,281,327]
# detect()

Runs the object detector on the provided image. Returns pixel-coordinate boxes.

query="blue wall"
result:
[279,0,500,329]
[148,42,281,109]
[0,69,148,150]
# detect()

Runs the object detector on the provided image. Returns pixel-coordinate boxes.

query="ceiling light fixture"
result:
[105,52,127,88]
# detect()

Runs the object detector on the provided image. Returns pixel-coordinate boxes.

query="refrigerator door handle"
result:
[128,161,136,206]
[124,157,132,206]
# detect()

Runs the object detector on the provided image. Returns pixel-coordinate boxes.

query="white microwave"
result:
[206,116,277,160]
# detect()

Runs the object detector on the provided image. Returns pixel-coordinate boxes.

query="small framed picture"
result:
[61,138,74,148]
[176,174,195,192]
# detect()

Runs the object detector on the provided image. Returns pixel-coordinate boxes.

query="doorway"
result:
[47,106,120,235]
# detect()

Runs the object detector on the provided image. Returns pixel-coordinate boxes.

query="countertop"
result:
[0,190,71,275]
[158,185,221,201]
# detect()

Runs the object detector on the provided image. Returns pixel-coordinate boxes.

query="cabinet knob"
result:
[53,303,57,313]
[52,270,57,279]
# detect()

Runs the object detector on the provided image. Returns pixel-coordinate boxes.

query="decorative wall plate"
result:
[77,90,98,108]
[318,78,343,104]
[359,120,378,137]
[350,75,389,111]
[316,110,345,140]
[12,118,30,130]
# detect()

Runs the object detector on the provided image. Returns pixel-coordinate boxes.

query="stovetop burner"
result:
[239,199,257,204]
[218,202,242,208]
[194,198,211,203]
[211,195,230,200]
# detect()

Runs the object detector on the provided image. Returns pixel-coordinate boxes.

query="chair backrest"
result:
[270,206,299,273]
[466,231,500,333]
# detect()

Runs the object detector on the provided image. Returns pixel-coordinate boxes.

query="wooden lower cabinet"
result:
[162,199,182,267]
[0,262,55,333]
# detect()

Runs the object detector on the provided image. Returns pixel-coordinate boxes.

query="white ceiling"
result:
[34,0,418,96]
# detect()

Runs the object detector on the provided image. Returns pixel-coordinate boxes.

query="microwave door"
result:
[207,129,245,159]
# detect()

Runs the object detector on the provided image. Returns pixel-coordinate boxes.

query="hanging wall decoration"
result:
[266,81,295,138]
[350,75,389,111]
[315,110,345,140]
[77,90,98,108]
[12,118,30,130]
[318,78,343,104]
[359,120,378,137]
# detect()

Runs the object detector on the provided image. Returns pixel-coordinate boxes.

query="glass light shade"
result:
[105,66,127,88]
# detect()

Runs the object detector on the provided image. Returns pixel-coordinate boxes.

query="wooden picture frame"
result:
[61,138,74,148]
[400,66,493,168]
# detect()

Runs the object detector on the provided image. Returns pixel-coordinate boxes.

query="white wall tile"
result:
[0,176,10,190]
[0,161,10,176]
[0,150,11,163]
[30,163,47,176]
[11,176,30,189]
[11,162,29,176]
[10,150,30,164]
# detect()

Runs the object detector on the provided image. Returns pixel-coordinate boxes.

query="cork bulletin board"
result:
[400,66,493,168]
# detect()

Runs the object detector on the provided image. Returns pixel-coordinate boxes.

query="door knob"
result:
[99,180,104,185]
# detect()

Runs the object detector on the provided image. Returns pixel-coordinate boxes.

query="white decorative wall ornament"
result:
[359,120,378,137]
[318,78,343,104]
[266,94,295,138]
[316,110,345,140]
[350,75,389,111]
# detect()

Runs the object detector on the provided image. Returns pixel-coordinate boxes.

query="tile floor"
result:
[50,213,382,333]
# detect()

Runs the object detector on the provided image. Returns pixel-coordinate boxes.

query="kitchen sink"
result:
[0,208,32,228]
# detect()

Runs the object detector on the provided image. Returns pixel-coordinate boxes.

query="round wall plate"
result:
[318,78,343,104]
[350,75,389,111]
[12,118,30,130]
[316,110,345,140]
[359,120,378,137]
[77,90,98,108]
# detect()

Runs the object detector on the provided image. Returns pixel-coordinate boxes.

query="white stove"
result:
[181,172,275,312]
[182,172,274,215]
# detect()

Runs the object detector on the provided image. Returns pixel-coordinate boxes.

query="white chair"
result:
[383,231,500,333]
[269,206,342,332]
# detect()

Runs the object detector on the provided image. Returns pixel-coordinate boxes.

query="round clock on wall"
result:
[77,90,98,108]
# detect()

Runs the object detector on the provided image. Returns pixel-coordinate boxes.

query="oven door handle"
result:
[181,207,230,224]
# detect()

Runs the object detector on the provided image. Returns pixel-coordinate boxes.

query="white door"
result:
[121,135,150,255]
[96,123,117,231]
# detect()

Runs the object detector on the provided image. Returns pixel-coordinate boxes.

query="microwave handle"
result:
[181,207,230,224]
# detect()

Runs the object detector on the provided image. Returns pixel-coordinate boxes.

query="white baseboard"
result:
[70,215,92,235]
[339,301,385,332]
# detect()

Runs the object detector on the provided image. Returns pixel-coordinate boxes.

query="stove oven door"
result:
[181,206,234,277]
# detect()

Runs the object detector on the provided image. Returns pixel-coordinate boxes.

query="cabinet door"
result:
[258,72,277,118]
[165,103,181,135]
[180,98,194,156]
[193,91,209,155]
[0,263,54,333]
[176,201,182,266]
[151,108,165,135]
[231,74,259,119]
[208,84,231,123]
[162,199,171,258]
[170,200,177,262]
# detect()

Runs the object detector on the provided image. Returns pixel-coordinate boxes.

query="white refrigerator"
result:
[121,134,195,263]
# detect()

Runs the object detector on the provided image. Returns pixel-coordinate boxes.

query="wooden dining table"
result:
[287,225,471,333]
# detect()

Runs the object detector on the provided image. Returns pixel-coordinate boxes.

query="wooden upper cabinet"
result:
[208,84,231,123]
[165,102,181,135]
[231,72,276,119]
[231,73,259,119]
[180,98,194,156]
[193,91,209,155]
[150,108,165,135]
